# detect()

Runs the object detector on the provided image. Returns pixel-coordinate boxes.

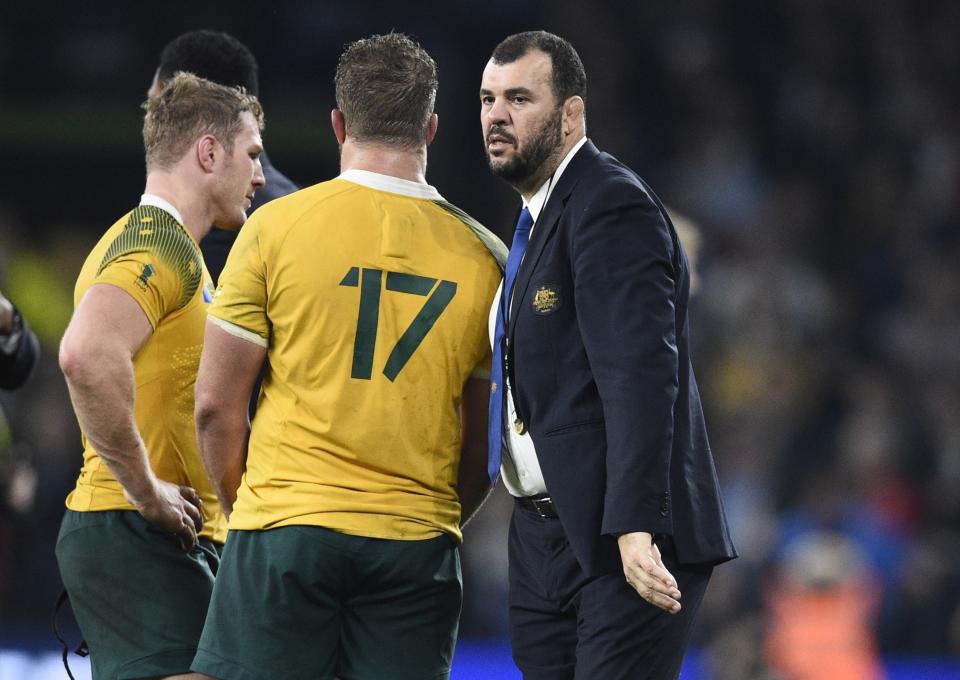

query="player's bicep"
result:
[63,284,154,361]
[196,320,266,417]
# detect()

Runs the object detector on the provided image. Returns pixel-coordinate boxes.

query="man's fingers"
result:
[640,552,679,592]
[627,561,681,600]
[635,572,682,601]
[178,519,198,552]
[180,485,202,509]
[177,486,204,532]
[635,581,681,614]
[182,499,204,532]
[625,562,680,599]
[645,588,681,613]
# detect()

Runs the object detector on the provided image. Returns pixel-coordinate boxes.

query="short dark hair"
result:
[335,33,438,149]
[490,31,586,106]
[157,29,259,95]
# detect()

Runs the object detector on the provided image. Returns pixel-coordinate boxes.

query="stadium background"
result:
[2,1,959,677]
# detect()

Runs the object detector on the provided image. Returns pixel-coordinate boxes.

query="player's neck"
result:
[143,172,215,243]
[339,140,429,184]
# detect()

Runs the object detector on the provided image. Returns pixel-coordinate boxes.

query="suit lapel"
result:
[507,140,599,339]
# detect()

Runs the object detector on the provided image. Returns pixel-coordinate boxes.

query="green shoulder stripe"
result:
[435,200,508,272]
[98,205,202,309]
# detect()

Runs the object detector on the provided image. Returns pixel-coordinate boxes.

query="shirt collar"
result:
[139,194,184,225]
[338,169,444,200]
[524,136,588,223]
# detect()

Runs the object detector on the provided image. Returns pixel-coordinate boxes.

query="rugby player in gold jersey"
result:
[56,73,264,680]
[191,33,506,680]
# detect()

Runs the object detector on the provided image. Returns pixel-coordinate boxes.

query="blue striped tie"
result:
[487,207,534,483]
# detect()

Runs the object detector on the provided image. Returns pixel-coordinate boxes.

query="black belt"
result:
[515,494,559,519]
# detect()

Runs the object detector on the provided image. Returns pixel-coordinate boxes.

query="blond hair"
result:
[143,71,264,170]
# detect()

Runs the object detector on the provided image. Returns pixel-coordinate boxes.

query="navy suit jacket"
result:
[200,151,298,283]
[505,140,736,576]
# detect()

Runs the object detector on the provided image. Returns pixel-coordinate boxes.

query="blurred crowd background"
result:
[2,1,959,677]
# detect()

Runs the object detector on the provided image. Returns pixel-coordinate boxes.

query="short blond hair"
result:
[143,71,264,170]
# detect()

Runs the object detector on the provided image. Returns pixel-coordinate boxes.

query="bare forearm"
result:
[62,350,157,502]
[195,321,266,518]
[196,410,248,517]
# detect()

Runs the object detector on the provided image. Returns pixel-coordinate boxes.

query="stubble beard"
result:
[487,106,564,195]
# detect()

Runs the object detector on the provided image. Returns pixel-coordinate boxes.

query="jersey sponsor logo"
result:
[202,282,214,303]
[135,263,156,291]
[340,266,457,381]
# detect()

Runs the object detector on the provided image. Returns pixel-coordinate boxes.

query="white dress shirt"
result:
[489,136,588,498]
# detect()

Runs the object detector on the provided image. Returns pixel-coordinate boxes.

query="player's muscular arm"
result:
[59,284,203,550]
[458,376,494,527]
[195,320,265,518]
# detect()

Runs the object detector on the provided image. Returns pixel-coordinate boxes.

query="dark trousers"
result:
[508,502,712,680]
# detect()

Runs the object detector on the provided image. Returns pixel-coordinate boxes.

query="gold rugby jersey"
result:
[65,197,226,543]
[210,170,506,542]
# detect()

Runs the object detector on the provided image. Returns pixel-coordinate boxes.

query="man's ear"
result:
[331,108,347,145]
[147,70,162,99]
[563,96,585,135]
[425,113,439,146]
[197,135,218,173]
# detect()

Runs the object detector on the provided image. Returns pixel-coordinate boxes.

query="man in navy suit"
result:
[481,31,736,679]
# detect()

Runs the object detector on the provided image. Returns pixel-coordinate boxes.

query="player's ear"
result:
[147,70,162,99]
[197,135,218,173]
[425,113,438,146]
[331,109,347,145]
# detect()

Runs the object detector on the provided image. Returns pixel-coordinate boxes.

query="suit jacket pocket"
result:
[544,419,605,436]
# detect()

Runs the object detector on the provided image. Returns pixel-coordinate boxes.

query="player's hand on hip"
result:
[617,531,682,614]
[128,480,204,551]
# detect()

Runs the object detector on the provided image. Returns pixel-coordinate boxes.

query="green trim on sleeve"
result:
[434,201,508,272]
[98,205,203,309]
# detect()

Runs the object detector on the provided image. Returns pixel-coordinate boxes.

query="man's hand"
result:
[126,481,204,552]
[617,531,682,613]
